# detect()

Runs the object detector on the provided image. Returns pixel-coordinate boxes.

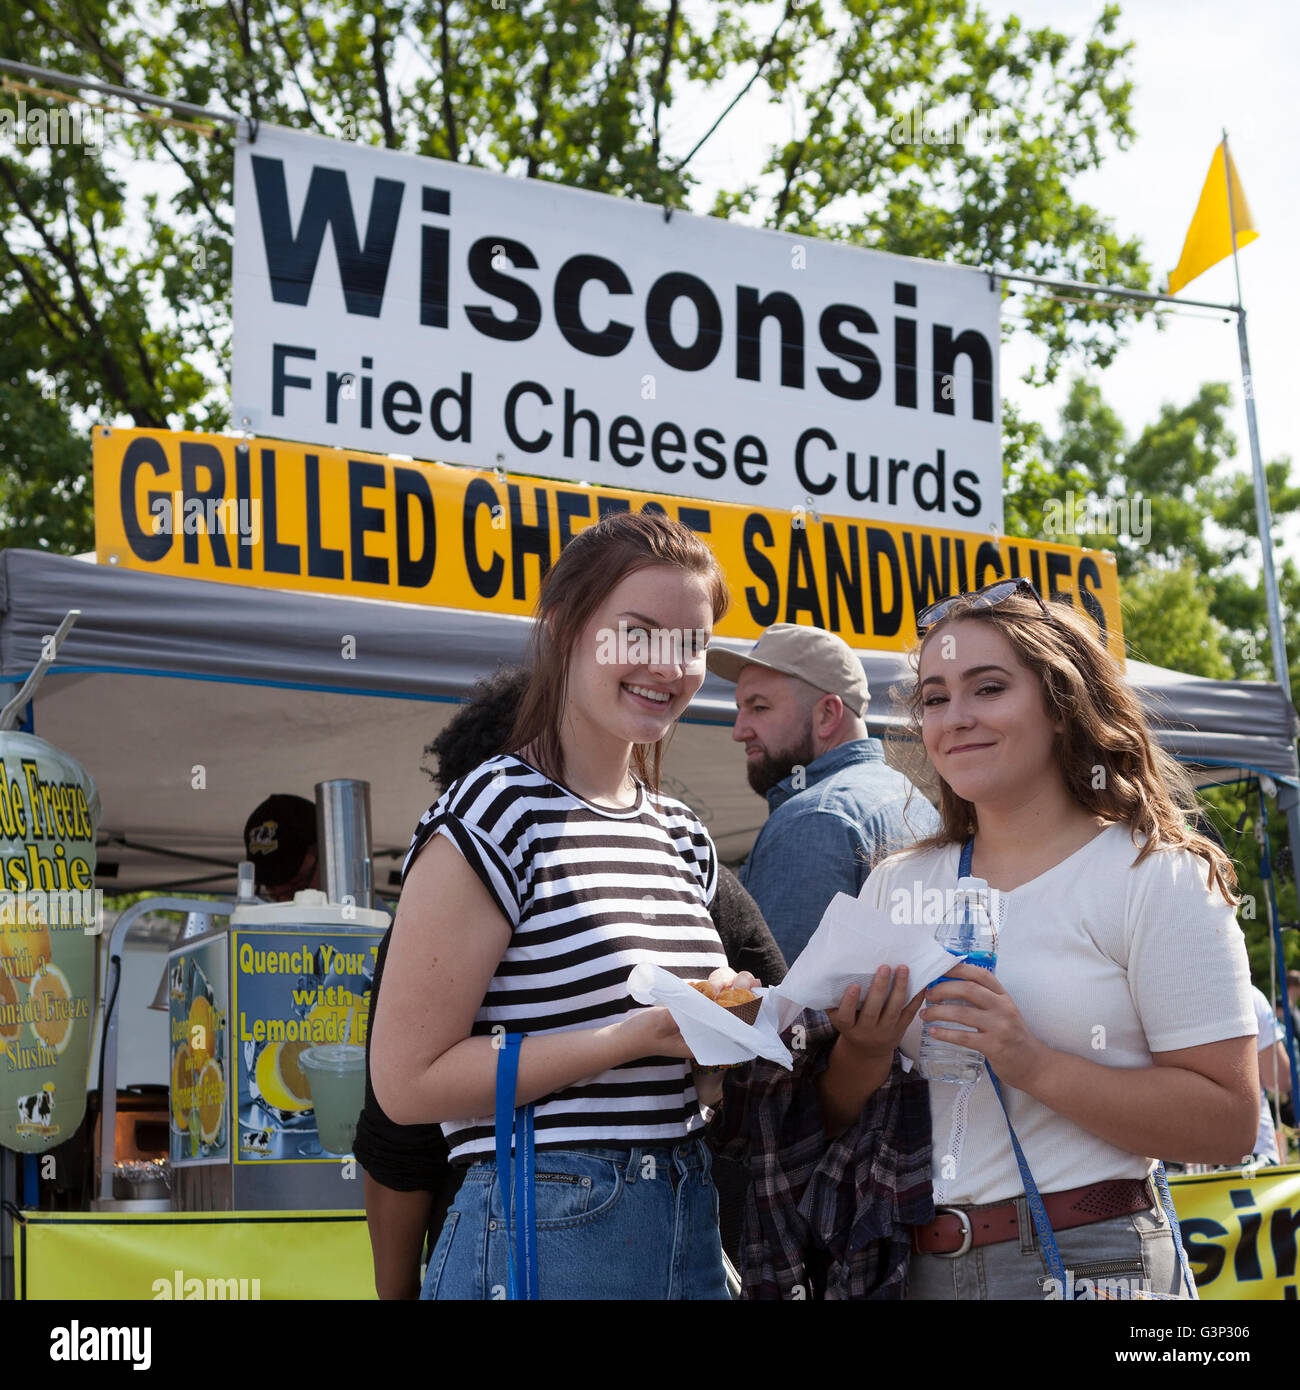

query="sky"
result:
[666,0,1299,558]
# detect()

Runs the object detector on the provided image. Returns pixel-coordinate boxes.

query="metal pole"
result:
[0,57,240,126]
[984,266,1237,315]
[1221,131,1292,702]
[1221,131,1300,1083]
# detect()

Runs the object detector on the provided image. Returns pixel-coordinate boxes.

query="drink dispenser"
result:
[169,780,389,1212]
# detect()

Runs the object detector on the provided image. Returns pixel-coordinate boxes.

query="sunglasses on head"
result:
[915,578,1053,636]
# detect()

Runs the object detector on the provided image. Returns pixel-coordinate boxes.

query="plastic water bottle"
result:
[918,876,997,1084]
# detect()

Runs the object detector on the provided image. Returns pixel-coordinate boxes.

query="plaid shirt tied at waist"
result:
[708,1011,933,1300]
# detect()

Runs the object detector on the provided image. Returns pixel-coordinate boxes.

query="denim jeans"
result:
[904,1182,1192,1300]
[421,1138,731,1300]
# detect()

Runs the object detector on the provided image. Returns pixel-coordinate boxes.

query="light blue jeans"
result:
[904,1182,1192,1300]
[421,1138,731,1300]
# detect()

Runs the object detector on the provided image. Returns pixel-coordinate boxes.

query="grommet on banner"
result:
[247,114,259,144]
[494,452,507,486]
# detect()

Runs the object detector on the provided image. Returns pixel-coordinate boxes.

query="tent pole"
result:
[1258,785,1300,1142]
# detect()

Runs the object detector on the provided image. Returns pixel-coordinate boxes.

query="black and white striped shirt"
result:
[401,754,726,1161]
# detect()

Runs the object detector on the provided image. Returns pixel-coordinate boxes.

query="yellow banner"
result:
[93,427,1123,657]
[14,1209,375,1300]
[12,1168,1297,1299]
[1168,1164,1300,1300]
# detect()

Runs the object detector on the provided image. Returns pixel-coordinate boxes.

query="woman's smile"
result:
[622,682,675,710]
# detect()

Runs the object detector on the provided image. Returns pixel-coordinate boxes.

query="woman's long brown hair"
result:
[899,591,1239,904]
[507,510,729,792]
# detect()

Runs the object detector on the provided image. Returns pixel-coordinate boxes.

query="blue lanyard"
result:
[494,1034,538,1300]
[957,837,1196,1299]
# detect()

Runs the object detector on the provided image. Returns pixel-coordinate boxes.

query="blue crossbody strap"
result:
[986,1065,1068,1284]
[951,828,973,872]
[960,837,1195,1300]
[494,1034,538,1300]
[1153,1161,1196,1298]
[958,837,974,877]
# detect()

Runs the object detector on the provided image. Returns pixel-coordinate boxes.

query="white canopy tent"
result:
[2,546,1297,896]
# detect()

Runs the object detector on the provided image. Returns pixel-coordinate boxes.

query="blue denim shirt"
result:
[737,739,940,966]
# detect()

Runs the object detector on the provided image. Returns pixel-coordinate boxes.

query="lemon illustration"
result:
[171,1042,194,1131]
[306,990,366,1045]
[0,895,51,982]
[187,996,215,1068]
[196,1059,225,1144]
[255,1039,313,1112]
[28,963,73,1053]
[0,973,20,1053]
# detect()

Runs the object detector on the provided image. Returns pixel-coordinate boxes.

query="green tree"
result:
[1024,374,1300,985]
[1020,375,1300,693]
[1120,565,1233,678]
[1,0,1147,552]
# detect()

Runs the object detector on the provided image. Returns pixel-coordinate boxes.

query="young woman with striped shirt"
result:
[371,511,752,1300]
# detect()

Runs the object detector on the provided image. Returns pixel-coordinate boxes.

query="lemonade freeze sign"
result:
[0,732,101,1154]
[168,937,229,1163]
[232,930,378,1161]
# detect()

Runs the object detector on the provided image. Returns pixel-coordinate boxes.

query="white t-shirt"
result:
[864,824,1257,1204]
[1250,986,1284,1159]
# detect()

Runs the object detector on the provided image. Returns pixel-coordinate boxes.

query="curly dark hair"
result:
[422,665,531,791]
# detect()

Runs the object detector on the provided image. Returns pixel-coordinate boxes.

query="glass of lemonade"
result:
[299,1044,366,1155]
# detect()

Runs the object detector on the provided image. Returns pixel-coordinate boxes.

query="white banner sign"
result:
[233,125,1002,530]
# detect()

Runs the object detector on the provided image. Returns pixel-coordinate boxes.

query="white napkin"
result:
[626,964,793,1070]
[762,892,967,1032]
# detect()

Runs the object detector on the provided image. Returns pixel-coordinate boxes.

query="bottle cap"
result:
[956,876,989,893]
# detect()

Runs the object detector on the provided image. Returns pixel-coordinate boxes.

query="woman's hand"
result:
[826,965,926,1061]
[615,970,764,1066]
[921,963,1051,1091]
[615,1005,696,1061]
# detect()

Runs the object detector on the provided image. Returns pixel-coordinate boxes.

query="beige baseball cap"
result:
[706,623,870,716]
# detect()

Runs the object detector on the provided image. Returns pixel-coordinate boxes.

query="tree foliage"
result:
[1,0,1146,549]
[1,3,1293,981]
[1026,374,1300,982]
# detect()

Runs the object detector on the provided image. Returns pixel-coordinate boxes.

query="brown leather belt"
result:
[911,1178,1154,1257]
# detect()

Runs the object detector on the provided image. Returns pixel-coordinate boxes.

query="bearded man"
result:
[707,624,940,964]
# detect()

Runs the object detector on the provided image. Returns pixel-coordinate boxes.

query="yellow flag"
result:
[1167,142,1258,294]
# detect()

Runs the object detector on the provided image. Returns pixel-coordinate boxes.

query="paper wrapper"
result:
[764,891,968,1033]
[695,992,762,1071]
[626,964,793,1071]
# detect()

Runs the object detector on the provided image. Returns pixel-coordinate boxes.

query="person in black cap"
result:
[242,794,320,902]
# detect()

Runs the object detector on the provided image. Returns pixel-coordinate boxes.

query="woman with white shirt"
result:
[816,578,1260,1300]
